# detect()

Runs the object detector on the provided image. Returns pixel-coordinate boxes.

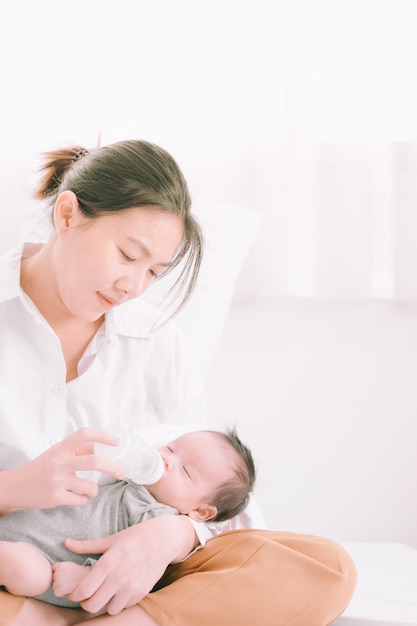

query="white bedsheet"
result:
[334,543,417,626]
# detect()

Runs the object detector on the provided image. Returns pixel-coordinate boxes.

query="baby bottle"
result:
[94,424,164,485]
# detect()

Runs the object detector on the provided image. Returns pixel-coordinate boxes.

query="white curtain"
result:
[244,0,417,301]
[1,0,417,300]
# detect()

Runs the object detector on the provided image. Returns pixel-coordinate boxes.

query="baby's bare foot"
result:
[52,561,91,598]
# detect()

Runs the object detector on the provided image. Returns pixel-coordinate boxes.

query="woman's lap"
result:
[140,529,357,626]
[0,529,357,626]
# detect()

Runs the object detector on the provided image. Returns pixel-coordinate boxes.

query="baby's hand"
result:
[52,561,91,598]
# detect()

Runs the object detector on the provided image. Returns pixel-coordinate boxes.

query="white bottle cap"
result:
[94,425,164,485]
[130,448,164,485]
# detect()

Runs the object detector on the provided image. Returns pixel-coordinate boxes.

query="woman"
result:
[0,139,356,625]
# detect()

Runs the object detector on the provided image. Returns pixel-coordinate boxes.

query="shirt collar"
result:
[107,298,154,339]
[0,244,24,303]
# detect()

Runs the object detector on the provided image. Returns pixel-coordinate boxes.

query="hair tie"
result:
[71,148,89,165]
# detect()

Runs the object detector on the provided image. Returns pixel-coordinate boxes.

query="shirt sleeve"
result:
[183,494,268,558]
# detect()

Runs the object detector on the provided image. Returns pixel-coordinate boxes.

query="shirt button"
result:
[53,385,63,393]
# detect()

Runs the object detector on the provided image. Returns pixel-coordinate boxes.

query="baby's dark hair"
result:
[207,428,256,522]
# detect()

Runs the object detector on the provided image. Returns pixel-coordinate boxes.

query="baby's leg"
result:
[52,561,92,599]
[73,605,158,625]
[0,540,52,596]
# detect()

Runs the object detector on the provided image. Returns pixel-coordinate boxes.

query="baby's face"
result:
[146,431,234,519]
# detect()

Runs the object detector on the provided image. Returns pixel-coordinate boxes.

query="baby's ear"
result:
[187,504,217,522]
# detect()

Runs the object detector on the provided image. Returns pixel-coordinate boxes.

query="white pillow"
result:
[143,202,260,378]
[0,152,39,253]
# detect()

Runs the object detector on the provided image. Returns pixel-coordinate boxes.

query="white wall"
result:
[206,298,417,549]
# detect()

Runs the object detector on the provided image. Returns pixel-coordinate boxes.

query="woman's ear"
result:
[187,504,218,522]
[53,190,80,233]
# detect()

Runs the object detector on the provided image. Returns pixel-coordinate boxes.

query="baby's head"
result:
[146,429,256,523]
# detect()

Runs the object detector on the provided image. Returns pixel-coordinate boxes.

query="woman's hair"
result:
[34,140,203,320]
[207,428,257,522]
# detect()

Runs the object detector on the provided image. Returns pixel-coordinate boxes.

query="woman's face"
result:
[52,203,184,322]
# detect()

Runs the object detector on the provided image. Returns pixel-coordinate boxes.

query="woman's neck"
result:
[20,241,57,320]
[20,242,104,382]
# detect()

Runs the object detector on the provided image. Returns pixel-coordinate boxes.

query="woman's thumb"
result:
[64,536,110,554]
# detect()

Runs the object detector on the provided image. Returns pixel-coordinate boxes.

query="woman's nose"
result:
[116,271,151,299]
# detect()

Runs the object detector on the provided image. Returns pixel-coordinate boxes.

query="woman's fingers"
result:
[64,541,113,610]
[69,575,110,612]
[68,476,99,500]
[63,519,188,614]
[85,580,137,616]
[64,534,146,613]
[13,428,125,510]
[70,454,124,482]
[69,562,144,615]
[53,428,125,483]
[79,579,123,615]
[64,536,113,556]
[60,427,120,453]
[0,427,126,512]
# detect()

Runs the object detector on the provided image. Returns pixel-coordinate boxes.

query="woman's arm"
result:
[74,605,158,625]
[64,514,198,615]
[0,428,124,514]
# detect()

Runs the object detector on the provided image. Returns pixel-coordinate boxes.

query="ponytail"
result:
[34,145,90,200]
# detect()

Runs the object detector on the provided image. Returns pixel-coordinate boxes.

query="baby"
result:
[0,428,255,608]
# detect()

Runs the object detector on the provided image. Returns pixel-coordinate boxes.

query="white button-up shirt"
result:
[0,244,207,468]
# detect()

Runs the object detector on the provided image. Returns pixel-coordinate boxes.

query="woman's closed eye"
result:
[119,249,159,278]
[120,249,135,262]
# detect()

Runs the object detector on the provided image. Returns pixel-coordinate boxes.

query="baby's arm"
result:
[0,541,52,597]
[52,561,93,600]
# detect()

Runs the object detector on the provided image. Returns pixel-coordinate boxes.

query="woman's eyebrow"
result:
[126,236,172,267]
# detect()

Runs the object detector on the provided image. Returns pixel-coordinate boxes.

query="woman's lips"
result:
[97,292,117,309]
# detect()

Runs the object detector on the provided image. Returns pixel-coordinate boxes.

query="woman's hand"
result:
[0,428,125,513]
[64,515,198,615]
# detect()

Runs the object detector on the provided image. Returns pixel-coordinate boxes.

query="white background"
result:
[1,0,416,548]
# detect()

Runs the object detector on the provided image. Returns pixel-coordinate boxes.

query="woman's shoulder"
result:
[0,243,25,302]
